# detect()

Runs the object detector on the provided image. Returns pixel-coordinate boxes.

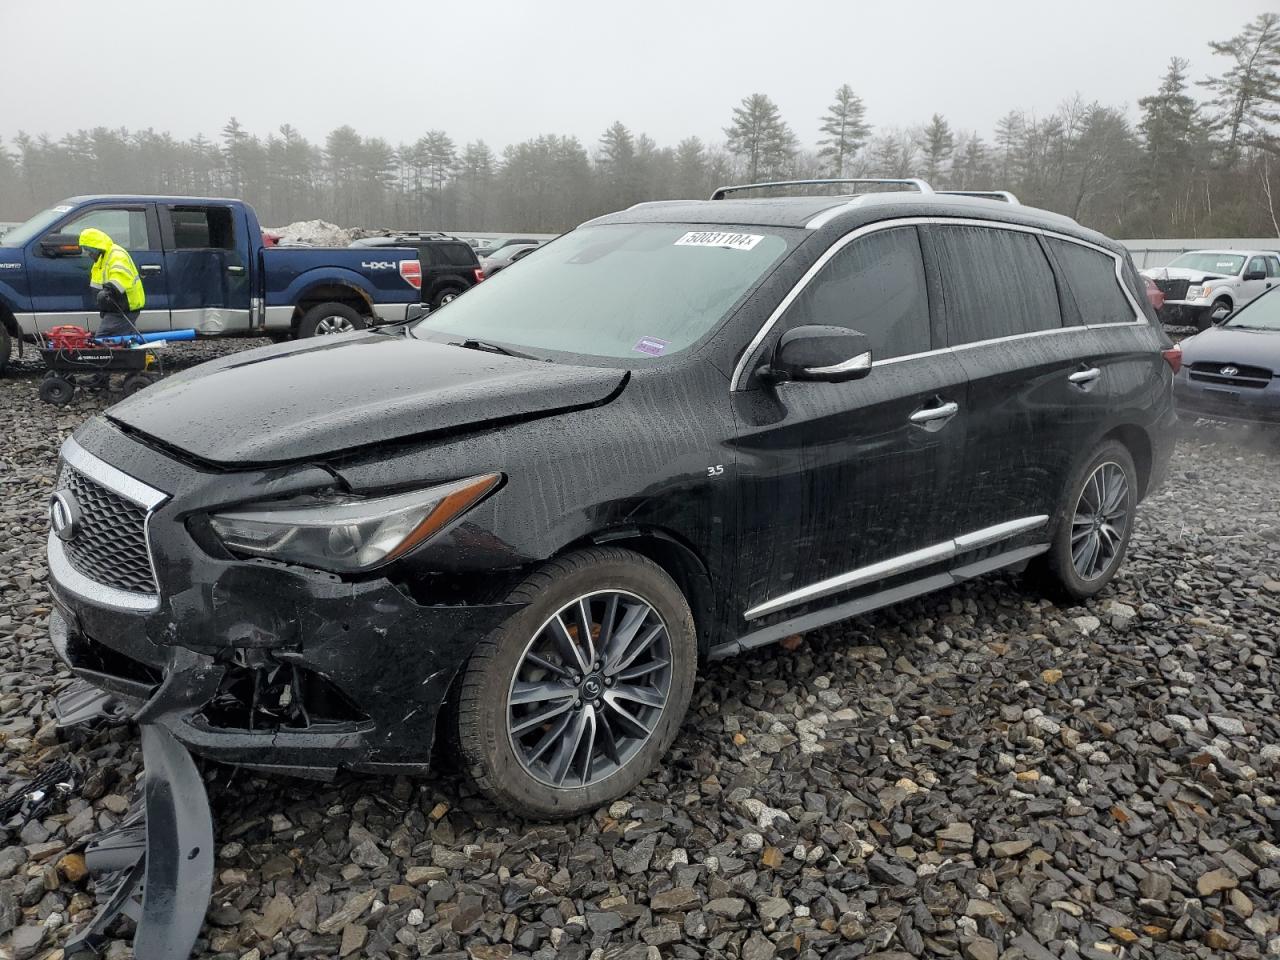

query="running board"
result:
[709,542,1049,660]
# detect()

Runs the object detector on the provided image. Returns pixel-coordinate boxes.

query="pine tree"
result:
[724,94,796,182]
[817,84,870,177]
[917,114,955,185]
[1202,12,1280,163]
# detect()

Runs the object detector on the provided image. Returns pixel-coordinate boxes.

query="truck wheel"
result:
[1207,298,1233,327]
[456,547,697,819]
[297,303,367,338]
[0,324,10,377]
[431,287,464,310]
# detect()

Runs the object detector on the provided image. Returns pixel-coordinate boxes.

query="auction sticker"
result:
[633,336,668,356]
[674,231,763,251]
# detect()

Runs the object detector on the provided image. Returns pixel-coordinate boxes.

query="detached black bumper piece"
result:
[64,724,214,960]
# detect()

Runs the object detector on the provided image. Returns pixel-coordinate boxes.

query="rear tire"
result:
[297,302,367,338]
[121,373,157,396]
[39,377,74,406]
[1035,439,1138,600]
[456,547,697,819]
[431,287,464,310]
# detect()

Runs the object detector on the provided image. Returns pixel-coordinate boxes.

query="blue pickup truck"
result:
[0,195,424,373]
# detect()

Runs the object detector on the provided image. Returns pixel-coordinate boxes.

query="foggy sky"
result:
[1,0,1273,151]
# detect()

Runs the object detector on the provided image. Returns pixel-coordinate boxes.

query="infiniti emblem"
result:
[582,676,602,699]
[49,491,82,542]
[1220,365,1239,377]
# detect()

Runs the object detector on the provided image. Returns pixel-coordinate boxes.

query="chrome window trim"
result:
[730,216,1145,390]
[47,533,160,612]
[60,437,168,510]
[744,514,1049,621]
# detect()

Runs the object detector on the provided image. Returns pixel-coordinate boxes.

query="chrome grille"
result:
[1189,361,1273,390]
[56,464,157,595]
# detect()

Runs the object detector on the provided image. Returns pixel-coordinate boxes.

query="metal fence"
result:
[1121,238,1280,269]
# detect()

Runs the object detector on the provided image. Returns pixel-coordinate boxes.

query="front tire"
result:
[0,323,11,377]
[1037,440,1138,600]
[297,302,367,338]
[456,547,696,819]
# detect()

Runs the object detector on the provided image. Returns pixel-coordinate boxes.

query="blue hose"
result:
[97,329,197,344]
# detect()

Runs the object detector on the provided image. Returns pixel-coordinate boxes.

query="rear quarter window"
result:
[438,243,479,267]
[927,224,1062,344]
[1047,238,1137,326]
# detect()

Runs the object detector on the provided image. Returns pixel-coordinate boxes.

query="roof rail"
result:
[709,178,934,201]
[937,190,1020,205]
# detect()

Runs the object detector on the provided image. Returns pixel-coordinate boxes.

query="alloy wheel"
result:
[315,315,356,335]
[507,590,672,788]
[1071,461,1130,581]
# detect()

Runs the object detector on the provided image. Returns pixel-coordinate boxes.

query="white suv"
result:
[1144,249,1280,330]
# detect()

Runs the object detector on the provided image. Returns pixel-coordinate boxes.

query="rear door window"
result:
[1047,238,1137,326]
[167,206,236,250]
[780,225,932,360]
[928,224,1062,344]
[1267,256,1280,278]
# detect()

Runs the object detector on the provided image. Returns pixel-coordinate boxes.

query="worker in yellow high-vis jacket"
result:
[78,228,145,340]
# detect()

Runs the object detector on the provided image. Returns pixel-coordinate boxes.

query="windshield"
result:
[413,223,794,360]
[0,204,73,247]
[1166,252,1245,275]
[1226,287,1280,330]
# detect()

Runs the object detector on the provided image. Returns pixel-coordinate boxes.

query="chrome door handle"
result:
[909,400,959,424]
[139,264,162,273]
[227,265,245,275]
[1069,367,1101,384]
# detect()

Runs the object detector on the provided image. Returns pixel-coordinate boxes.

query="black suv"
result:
[47,180,1176,821]
[351,231,484,309]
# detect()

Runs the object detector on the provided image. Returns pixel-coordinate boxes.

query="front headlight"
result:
[1187,285,1203,299]
[209,474,501,573]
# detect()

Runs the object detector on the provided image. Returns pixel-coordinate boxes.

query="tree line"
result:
[2,13,1278,239]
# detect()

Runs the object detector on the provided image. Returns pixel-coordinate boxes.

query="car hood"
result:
[1143,267,1232,283]
[107,333,628,465]
[1179,324,1280,369]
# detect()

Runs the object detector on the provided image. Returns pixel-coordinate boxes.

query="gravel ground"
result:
[1,341,1278,960]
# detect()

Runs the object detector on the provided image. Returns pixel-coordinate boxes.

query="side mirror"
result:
[1244,269,1267,281]
[40,234,82,258]
[768,325,872,383]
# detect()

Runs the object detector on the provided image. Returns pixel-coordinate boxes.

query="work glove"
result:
[95,287,121,314]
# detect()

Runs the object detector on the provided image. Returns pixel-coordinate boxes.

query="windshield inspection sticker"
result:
[674,231,763,251]
[634,336,668,356]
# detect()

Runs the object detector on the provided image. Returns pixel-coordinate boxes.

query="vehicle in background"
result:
[1144,276,1165,313]
[351,232,484,309]
[47,178,1176,820]
[480,243,540,276]
[1174,286,1280,424]
[474,237,543,258]
[0,196,423,372]
[1143,249,1280,331]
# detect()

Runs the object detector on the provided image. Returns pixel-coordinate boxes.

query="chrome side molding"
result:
[744,515,1049,620]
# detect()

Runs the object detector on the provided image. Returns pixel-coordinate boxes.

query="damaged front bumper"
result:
[62,721,214,960]
[49,563,517,777]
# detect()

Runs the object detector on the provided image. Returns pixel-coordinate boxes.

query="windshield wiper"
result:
[451,338,545,361]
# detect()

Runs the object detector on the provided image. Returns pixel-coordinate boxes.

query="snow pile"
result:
[267,220,357,247]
